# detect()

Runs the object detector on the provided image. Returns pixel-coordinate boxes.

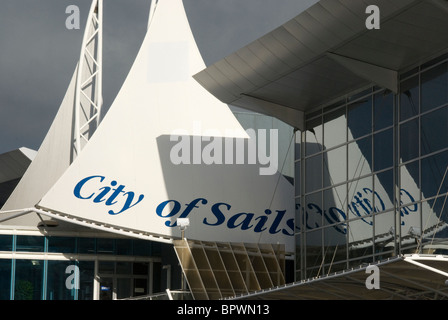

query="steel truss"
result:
[74,0,103,157]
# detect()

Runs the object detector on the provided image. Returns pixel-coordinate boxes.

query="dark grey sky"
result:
[0,0,317,155]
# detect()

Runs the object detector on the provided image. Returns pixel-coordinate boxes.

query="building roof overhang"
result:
[228,254,448,300]
[194,0,448,130]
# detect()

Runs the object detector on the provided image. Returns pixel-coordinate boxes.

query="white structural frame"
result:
[74,0,103,156]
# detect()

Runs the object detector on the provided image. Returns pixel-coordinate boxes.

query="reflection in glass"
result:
[305,228,323,278]
[421,150,448,199]
[305,117,323,156]
[400,119,419,163]
[16,236,44,252]
[374,129,393,171]
[48,237,76,254]
[324,184,347,224]
[421,106,448,156]
[14,260,43,300]
[97,238,114,254]
[305,154,322,193]
[400,76,419,121]
[323,223,347,274]
[399,202,420,253]
[424,196,448,244]
[374,90,393,131]
[77,237,95,254]
[324,146,346,188]
[0,235,12,251]
[295,198,301,235]
[400,160,420,205]
[47,260,76,300]
[295,131,301,159]
[324,107,346,148]
[116,239,133,255]
[348,136,372,180]
[0,259,11,300]
[348,176,372,220]
[348,219,373,267]
[304,192,322,230]
[294,161,300,197]
[421,62,448,113]
[374,211,395,254]
[348,97,372,140]
[375,169,394,211]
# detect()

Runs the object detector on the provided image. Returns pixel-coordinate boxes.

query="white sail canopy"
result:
[33,0,295,251]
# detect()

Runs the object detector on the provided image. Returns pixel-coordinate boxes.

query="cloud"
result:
[0,0,314,154]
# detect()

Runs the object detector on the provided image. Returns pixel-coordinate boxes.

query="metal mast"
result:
[74,0,103,158]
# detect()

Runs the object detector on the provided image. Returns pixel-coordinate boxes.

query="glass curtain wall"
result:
[295,53,448,281]
[0,234,164,300]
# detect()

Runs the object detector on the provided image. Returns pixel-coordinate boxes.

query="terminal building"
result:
[1,0,448,300]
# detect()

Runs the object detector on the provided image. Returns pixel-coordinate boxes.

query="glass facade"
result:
[295,53,448,280]
[0,234,170,300]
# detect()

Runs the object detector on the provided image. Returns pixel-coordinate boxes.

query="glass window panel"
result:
[294,131,301,160]
[305,228,323,278]
[421,150,448,199]
[374,129,393,171]
[324,107,346,149]
[0,259,11,300]
[400,202,420,250]
[374,169,394,212]
[400,76,419,121]
[77,237,95,254]
[348,176,373,220]
[421,106,448,156]
[99,261,114,274]
[305,154,322,193]
[0,235,13,251]
[305,117,323,156]
[348,220,373,266]
[48,237,76,254]
[400,118,419,163]
[323,184,347,227]
[14,260,43,300]
[421,62,448,113]
[116,261,132,274]
[348,97,372,140]
[324,146,346,188]
[117,278,132,300]
[348,136,372,180]
[78,261,94,300]
[295,161,300,197]
[304,192,322,231]
[133,240,153,257]
[424,196,448,244]
[295,197,301,234]
[374,211,395,252]
[374,90,393,131]
[16,236,44,252]
[116,239,132,255]
[97,238,115,254]
[133,262,149,275]
[400,160,420,205]
[323,222,347,248]
[322,223,347,275]
[47,260,76,300]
